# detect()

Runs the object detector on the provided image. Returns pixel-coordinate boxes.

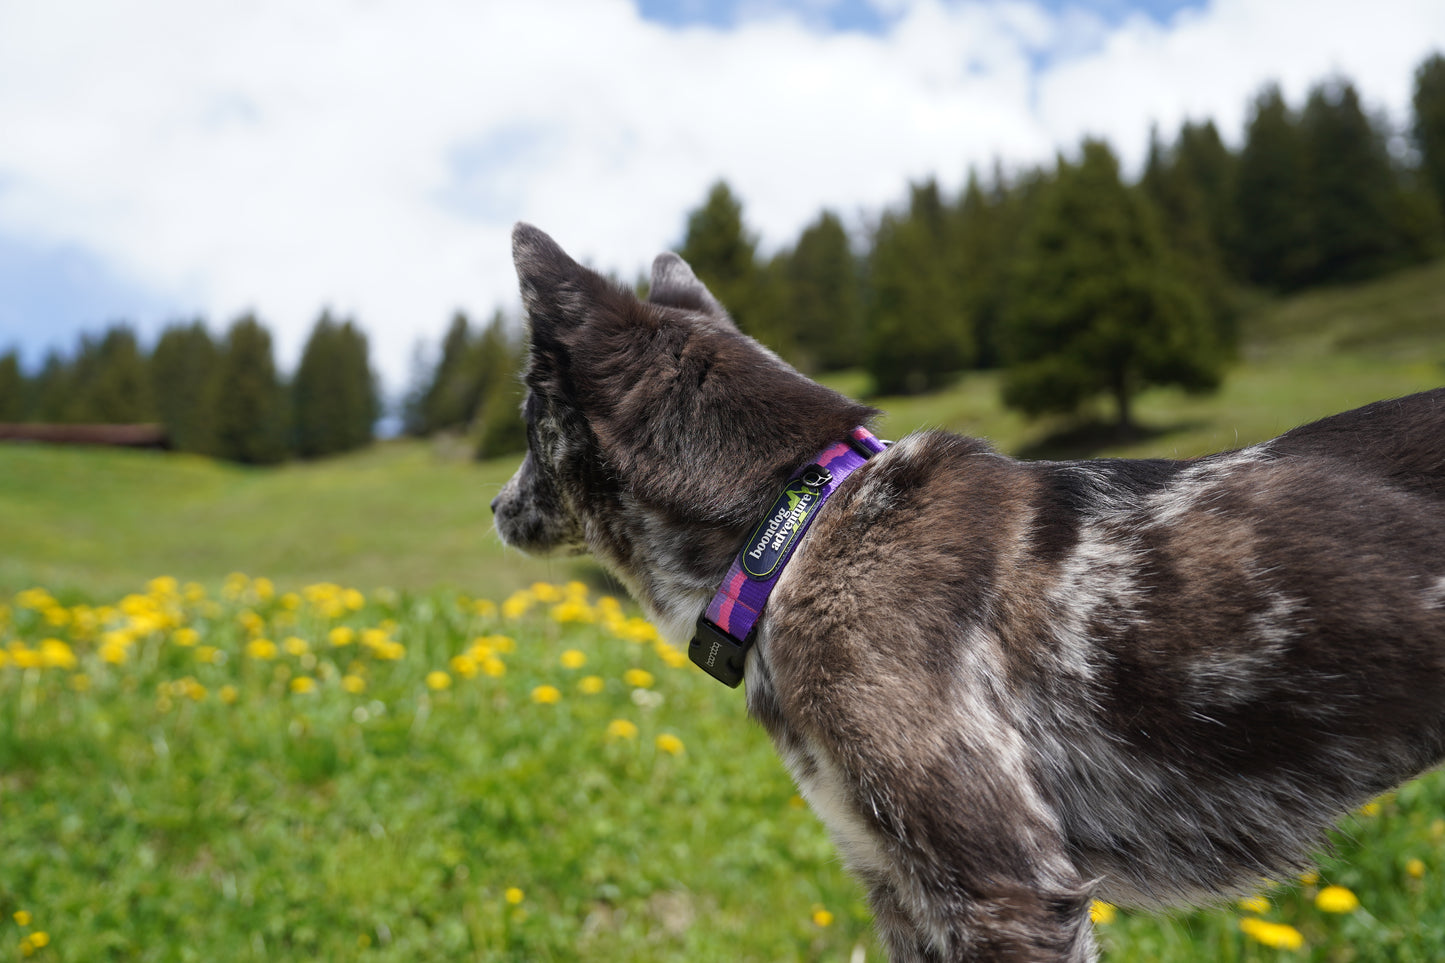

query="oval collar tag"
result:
[741,476,823,580]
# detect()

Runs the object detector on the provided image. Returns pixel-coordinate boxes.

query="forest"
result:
[4,53,1445,461]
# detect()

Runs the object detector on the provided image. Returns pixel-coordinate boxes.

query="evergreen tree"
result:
[418,312,476,434]
[472,313,527,460]
[1002,140,1223,432]
[211,315,288,465]
[779,210,864,372]
[1232,84,1312,289]
[0,351,23,421]
[864,180,973,395]
[1414,53,1445,213]
[76,325,155,423]
[1297,79,1407,285]
[1174,120,1237,266]
[292,312,377,458]
[678,180,794,356]
[30,352,72,423]
[151,321,220,455]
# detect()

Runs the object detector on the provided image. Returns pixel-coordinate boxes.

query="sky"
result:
[2,0,1444,400]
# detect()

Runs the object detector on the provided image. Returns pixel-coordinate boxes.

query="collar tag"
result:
[688,618,751,687]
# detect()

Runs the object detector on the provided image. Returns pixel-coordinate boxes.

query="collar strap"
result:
[689,426,887,687]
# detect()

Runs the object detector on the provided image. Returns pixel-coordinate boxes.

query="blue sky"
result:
[2,0,1443,394]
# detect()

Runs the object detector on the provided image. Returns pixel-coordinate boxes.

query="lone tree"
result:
[1002,140,1224,433]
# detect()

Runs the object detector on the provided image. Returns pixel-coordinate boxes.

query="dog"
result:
[492,223,1445,962]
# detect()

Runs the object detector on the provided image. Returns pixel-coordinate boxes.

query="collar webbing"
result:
[688,426,886,687]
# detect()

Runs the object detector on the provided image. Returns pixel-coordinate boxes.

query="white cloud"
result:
[1,0,1443,394]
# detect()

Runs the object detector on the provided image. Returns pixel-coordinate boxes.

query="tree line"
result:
[0,313,379,464]
[675,55,1445,428]
[5,55,1445,454]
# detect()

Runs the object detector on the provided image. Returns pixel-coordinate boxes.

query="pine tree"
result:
[292,312,377,458]
[0,351,23,421]
[418,312,476,435]
[472,312,527,460]
[1232,84,1312,289]
[864,180,973,395]
[1174,120,1237,266]
[677,181,794,356]
[211,315,288,465]
[77,325,156,423]
[1414,53,1445,213]
[30,352,72,423]
[1297,79,1407,285]
[152,321,220,454]
[1002,140,1223,432]
[780,210,864,372]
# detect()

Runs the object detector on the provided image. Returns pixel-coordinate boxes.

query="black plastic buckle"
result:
[689,617,752,688]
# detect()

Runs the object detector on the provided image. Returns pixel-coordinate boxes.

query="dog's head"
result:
[492,224,874,634]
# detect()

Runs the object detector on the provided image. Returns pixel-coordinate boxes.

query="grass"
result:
[2,262,1444,960]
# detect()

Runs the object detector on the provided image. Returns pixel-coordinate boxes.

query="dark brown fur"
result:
[493,224,1445,961]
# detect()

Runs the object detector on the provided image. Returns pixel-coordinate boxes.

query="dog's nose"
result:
[489,494,501,514]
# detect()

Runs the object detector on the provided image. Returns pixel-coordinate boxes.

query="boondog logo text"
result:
[741,482,819,579]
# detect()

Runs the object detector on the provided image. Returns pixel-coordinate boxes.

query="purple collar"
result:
[688,426,887,687]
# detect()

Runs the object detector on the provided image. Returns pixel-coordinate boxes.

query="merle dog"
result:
[492,224,1445,962]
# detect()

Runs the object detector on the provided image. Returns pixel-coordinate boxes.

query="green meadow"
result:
[3,261,1445,961]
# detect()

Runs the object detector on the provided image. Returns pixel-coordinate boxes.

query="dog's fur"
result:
[493,224,1445,962]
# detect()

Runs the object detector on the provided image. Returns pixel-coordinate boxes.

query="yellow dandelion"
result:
[289,676,317,694]
[623,668,655,689]
[1236,894,1270,915]
[341,588,364,610]
[341,674,366,694]
[361,627,390,649]
[148,575,178,596]
[1090,901,1117,925]
[811,906,834,927]
[560,649,587,669]
[219,684,239,704]
[195,645,221,665]
[1298,870,1320,886]
[531,582,563,603]
[14,910,31,925]
[606,718,639,740]
[99,640,129,664]
[505,887,525,905]
[502,591,534,619]
[374,640,405,660]
[426,670,452,691]
[172,627,200,647]
[246,638,278,660]
[1315,885,1360,914]
[1359,801,1381,817]
[282,636,308,656]
[28,933,48,949]
[655,733,685,756]
[655,643,689,669]
[481,656,506,678]
[181,677,207,701]
[1239,918,1305,951]
[473,598,498,618]
[183,581,207,603]
[450,653,479,678]
[39,638,76,670]
[329,626,356,647]
[550,601,594,623]
[579,675,605,694]
[532,685,562,705]
[1406,857,1425,879]
[490,635,516,654]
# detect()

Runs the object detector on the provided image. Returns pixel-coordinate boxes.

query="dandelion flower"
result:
[1239,918,1305,950]
[283,636,309,656]
[329,626,356,647]
[481,657,506,678]
[1406,858,1425,879]
[28,933,48,948]
[341,674,366,694]
[450,654,479,678]
[811,906,834,927]
[39,638,76,670]
[624,668,654,689]
[531,582,563,603]
[196,645,221,665]
[426,671,452,691]
[606,718,638,740]
[219,685,239,704]
[100,640,129,664]
[502,592,533,619]
[560,649,587,669]
[13,911,30,926]
[579,675,605,694]
[532,685,562,705]
[505,887,524,905]
[246,638,278,660]
[1090,901,1117,924]
[1315,885,1360,914]
[289,676,317,694]
[172,627,200,647]
[1236,894,1270,915]
[473,599,498,618]
[655,733,685,756]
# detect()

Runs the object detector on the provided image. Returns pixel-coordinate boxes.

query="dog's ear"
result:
[512,222,607,339]
[648,252,730,320]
